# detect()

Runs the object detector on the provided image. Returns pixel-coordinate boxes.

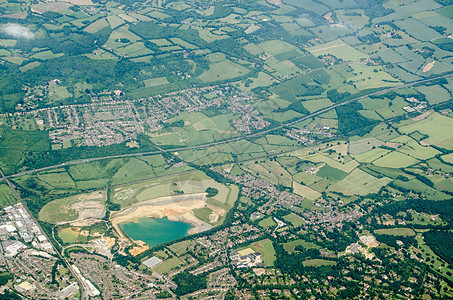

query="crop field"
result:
[415,85,451,105]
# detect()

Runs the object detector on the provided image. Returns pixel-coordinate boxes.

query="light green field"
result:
[348,137,384,155]
[241,159,292,187]
[328,168,391,196]
[258,217,277,228]
[39,191,106,223]
[258,40,298,56]
[303,259,336,267]
[302,98,333,113]
[307,39,368,61]
[143,77,169,87]
[292,152,359,173]
[35,170,76,190]
[115,42,153,57]
[348,64,401,90]
[58,227,79,244]
[283,239,319,253]
[199,58,249,82]
[167,240,194,256]
[373,151,420,168]
[104,26,141,49]
[282,213,306,228]
[31,50,64,60]
[293,182,321,200]
[398,113,453,149]
[237,238,276,266]
[390,135,440,160]
[352,148,391,163]
[84,18,110,33]
[153,256,186,274]
[106,15,125,28]
[374,228,415,236]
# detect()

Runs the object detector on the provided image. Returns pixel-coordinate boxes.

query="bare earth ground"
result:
[413,110,432,121]
[422,61,435,73]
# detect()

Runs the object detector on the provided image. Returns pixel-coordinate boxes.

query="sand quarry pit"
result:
[111,193,209,237]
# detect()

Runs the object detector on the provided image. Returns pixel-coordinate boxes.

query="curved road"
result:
[4,73,453,179]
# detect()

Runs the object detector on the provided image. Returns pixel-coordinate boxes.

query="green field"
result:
[258,217,277,228]
[303,259,336,267]
[0,183,17,208]
[316,164,347,181]
[283,239,319,253]
[374,228,415,236]
[237,239,276,266]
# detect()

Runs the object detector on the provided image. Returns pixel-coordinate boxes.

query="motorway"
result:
[3,73,453,180]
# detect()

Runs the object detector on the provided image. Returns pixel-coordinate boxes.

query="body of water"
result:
[119,217,192,247]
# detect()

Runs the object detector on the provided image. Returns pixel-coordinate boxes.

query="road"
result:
[0,168,89,300]
[3,73,453,180]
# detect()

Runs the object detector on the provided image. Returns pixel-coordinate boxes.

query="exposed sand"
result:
[422,61,435,73]
[324,12,334,24]
[384,142,401,149]
[413,110,431,121]
[111,193,209,238]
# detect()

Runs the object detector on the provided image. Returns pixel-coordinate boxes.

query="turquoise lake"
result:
[119,217,192,247]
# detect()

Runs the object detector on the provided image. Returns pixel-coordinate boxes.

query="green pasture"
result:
[373,151,419,168]
[397,113,453,148]
[328,168,391,196]
[374,228,415,236]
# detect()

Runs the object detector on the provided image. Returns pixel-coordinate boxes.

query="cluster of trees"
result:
[423,231,453,265]
[172,271,207,296]
[335,102,377,136]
